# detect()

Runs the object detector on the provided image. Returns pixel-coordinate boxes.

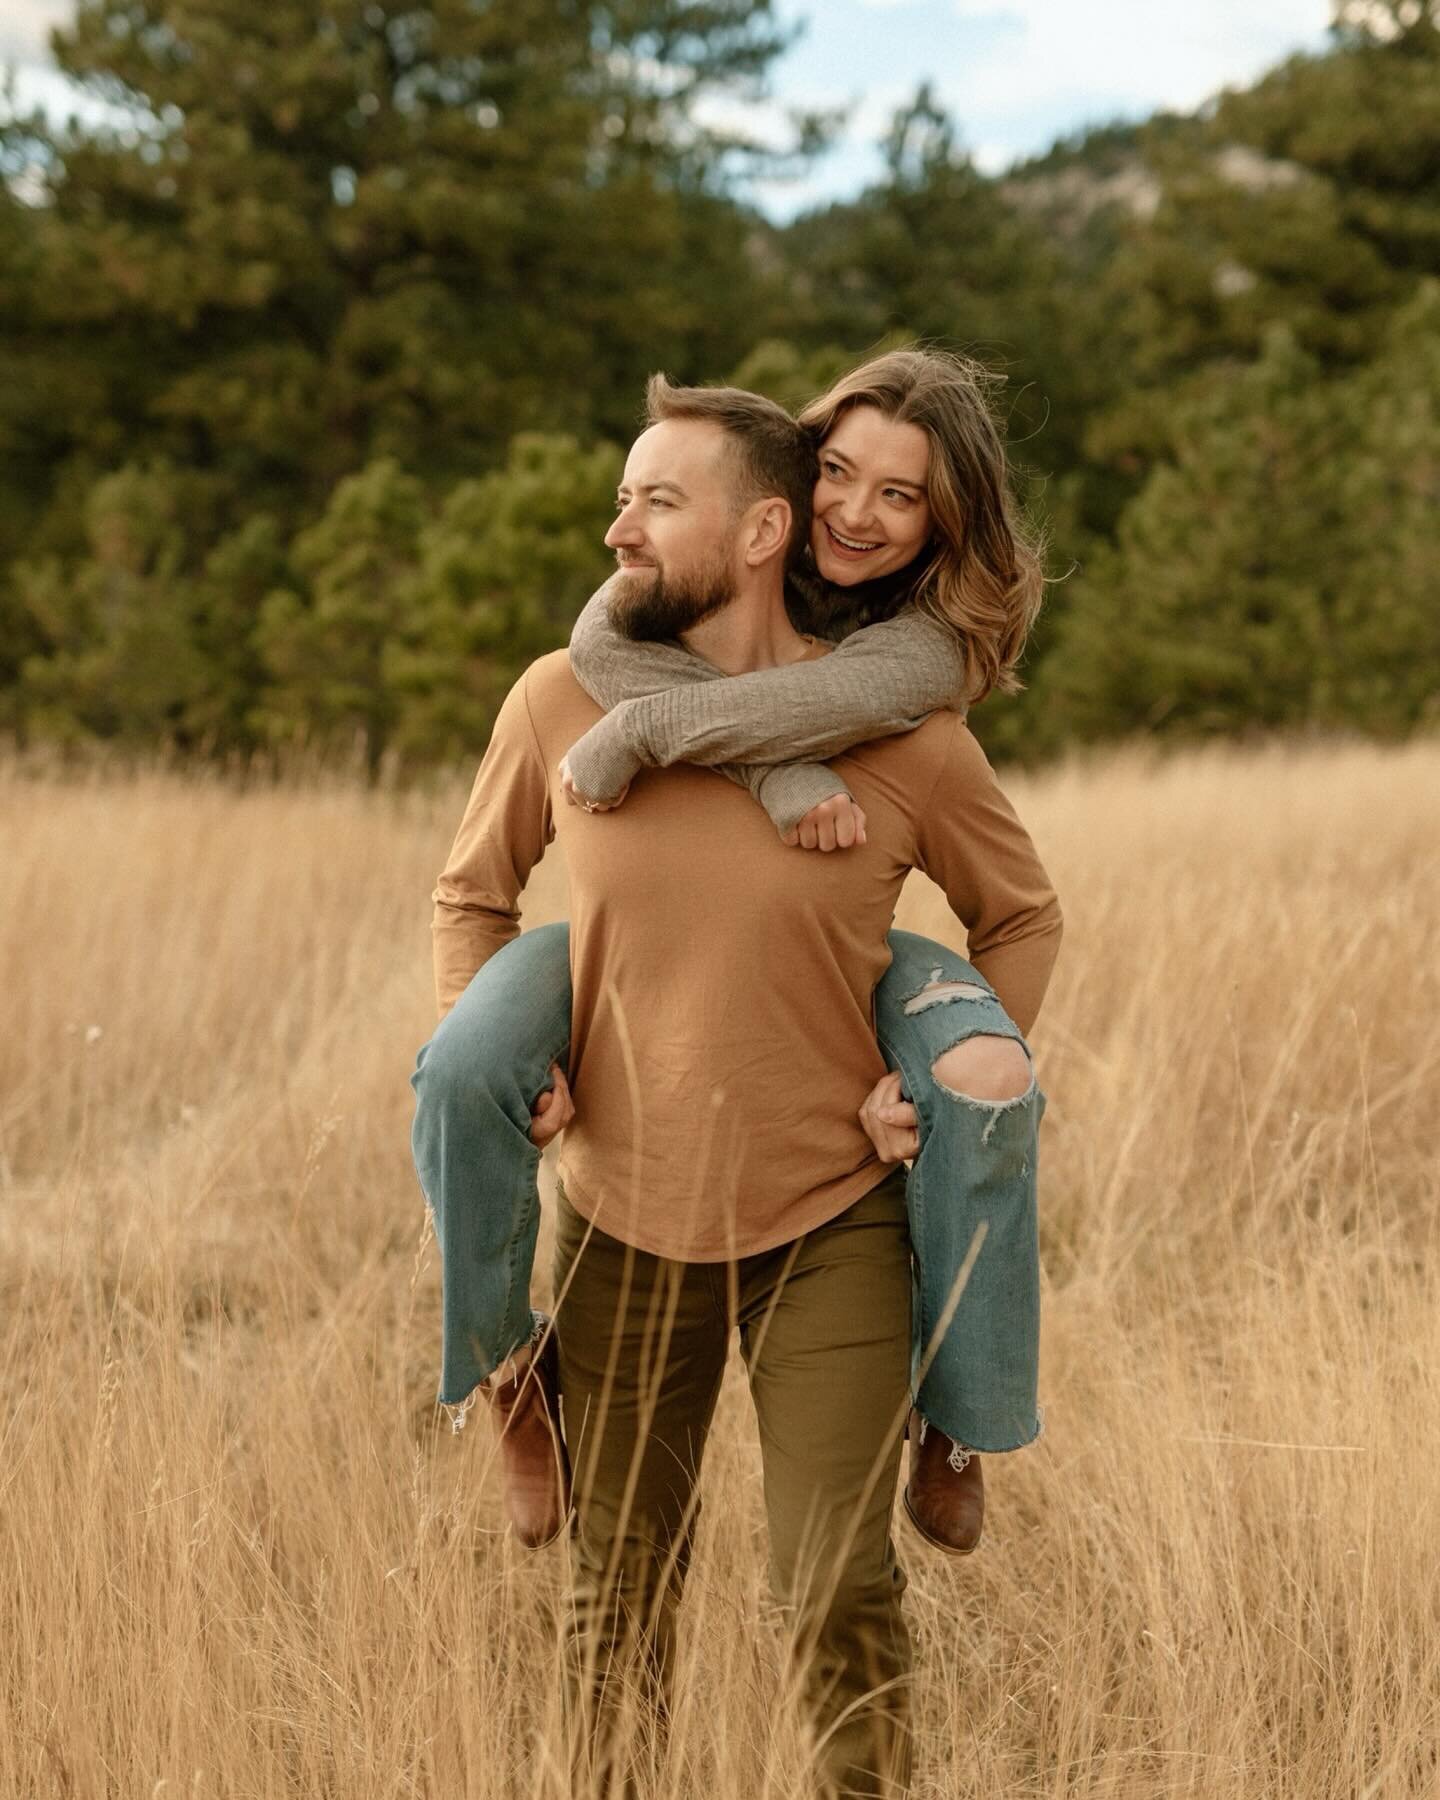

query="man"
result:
[422,378,1059,1796]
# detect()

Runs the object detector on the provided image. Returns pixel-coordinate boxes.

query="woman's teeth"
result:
[828,525,882,552]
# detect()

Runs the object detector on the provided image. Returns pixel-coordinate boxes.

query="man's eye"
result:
[649,497,671,509]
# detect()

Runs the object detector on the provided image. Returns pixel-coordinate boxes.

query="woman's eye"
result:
[885,489,914,505]
[822,461,845,479]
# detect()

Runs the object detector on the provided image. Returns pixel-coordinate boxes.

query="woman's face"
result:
[810,405,933,586]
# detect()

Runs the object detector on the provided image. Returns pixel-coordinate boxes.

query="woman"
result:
[412,347,1060,1556]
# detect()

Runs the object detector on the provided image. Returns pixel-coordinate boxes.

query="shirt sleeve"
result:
[910,719,1063,1037]
[430,669,555,1017]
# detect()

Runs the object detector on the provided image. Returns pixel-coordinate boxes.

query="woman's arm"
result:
[568,581,852,831]
[569,576,720,706]
[565,578,967,835]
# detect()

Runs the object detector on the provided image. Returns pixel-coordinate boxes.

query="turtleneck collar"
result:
[785,548,930,639]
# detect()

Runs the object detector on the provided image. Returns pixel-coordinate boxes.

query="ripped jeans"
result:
[410,924,1045,1453]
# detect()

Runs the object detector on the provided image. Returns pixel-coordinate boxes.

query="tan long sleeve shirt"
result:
[432,650,1061,1263]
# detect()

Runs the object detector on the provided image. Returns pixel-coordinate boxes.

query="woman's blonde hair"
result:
[798,347,1045,704]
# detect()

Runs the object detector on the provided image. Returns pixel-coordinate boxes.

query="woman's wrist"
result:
[563,708,645,804]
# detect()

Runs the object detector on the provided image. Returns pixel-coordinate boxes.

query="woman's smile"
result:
[822,520,886,559]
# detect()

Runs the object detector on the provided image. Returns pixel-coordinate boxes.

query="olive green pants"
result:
[553,1168,914,1799]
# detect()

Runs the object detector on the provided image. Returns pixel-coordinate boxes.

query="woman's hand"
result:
[559,755,630,812]
[857,1070,920,1163]
[782,793,868,852]
[529,1063,574,1148]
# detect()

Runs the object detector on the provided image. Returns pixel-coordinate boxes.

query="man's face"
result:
[604,419,743,641]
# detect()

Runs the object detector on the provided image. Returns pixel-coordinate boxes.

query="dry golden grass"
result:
[1,738,1437,1798]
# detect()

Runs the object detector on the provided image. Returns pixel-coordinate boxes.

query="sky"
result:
[738,0,1334,214]
[2,0,1334,218]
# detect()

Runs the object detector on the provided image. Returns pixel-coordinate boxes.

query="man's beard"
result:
[611,552,735,642]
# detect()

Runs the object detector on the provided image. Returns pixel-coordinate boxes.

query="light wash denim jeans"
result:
[411,923,1044,1452]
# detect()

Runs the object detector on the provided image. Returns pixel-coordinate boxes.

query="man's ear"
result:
[742,496,792,568]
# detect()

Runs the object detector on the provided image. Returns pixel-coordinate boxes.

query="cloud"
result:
[747,0,1332,216]
[0,0,70,68]
[937,0,1331,124]
[2,3,137,135]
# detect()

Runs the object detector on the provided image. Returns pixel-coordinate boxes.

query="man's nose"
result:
[604,506,642,549]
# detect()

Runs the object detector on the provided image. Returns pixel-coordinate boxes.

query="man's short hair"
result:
[644,374,815,565]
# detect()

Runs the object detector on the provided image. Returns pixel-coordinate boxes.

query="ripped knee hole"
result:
[929,1033,1032,1104]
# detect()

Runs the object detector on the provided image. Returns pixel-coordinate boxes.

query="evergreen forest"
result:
[2,0,1437,770]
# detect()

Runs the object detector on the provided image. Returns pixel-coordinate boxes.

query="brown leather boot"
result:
[902,1409,984,1554]
[482,1317,572,1549]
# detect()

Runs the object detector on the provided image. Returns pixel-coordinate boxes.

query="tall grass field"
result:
[2,739,1436,1798]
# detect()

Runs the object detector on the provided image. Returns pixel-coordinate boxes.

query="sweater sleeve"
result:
[566,582,966,836]
[430,669,555,1018]
[568,577,852,833]
[569,576,720,708]
[909,720,1063,1037]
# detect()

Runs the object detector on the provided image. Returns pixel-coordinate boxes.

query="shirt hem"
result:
[554,1158,900,1264]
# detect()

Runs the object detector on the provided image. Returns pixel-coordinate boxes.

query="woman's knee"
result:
[878,942,1034,1107]
[930,1034,1032,1104]
[414,1008,506,1105]
[415,923,571,1103]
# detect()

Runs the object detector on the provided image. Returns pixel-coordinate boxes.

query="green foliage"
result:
[1333,0,1440,47]
[252,434,621,769]
[728,339,884,412]
[254,458,428,772]
[0,0,796,760]
[2,9,1438,766]
[15,461,232,745]
[0,0,796,546]
[1098,16,1440,415]
[387,433,623,763]
[1050,285,1440,740]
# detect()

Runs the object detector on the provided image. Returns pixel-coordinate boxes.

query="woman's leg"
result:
[410,922,573,1411]
[875,929,1045,1458]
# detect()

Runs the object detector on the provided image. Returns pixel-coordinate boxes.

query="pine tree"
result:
[0,0,798,748]
[1049,286,1440,741]
[387,432,623,762]
[252,432,622,769]
[0,3,793,549]
[253,457,427,773]
[14,460,232,746]
[1103,9,1440,393]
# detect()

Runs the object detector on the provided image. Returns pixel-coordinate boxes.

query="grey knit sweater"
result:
[563,573,969,838]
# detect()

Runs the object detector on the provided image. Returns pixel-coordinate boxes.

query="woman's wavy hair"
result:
[798,347,1046,704]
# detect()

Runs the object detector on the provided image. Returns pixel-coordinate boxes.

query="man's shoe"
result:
[482,1317,572,1549]
[902,1409,984,1554]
